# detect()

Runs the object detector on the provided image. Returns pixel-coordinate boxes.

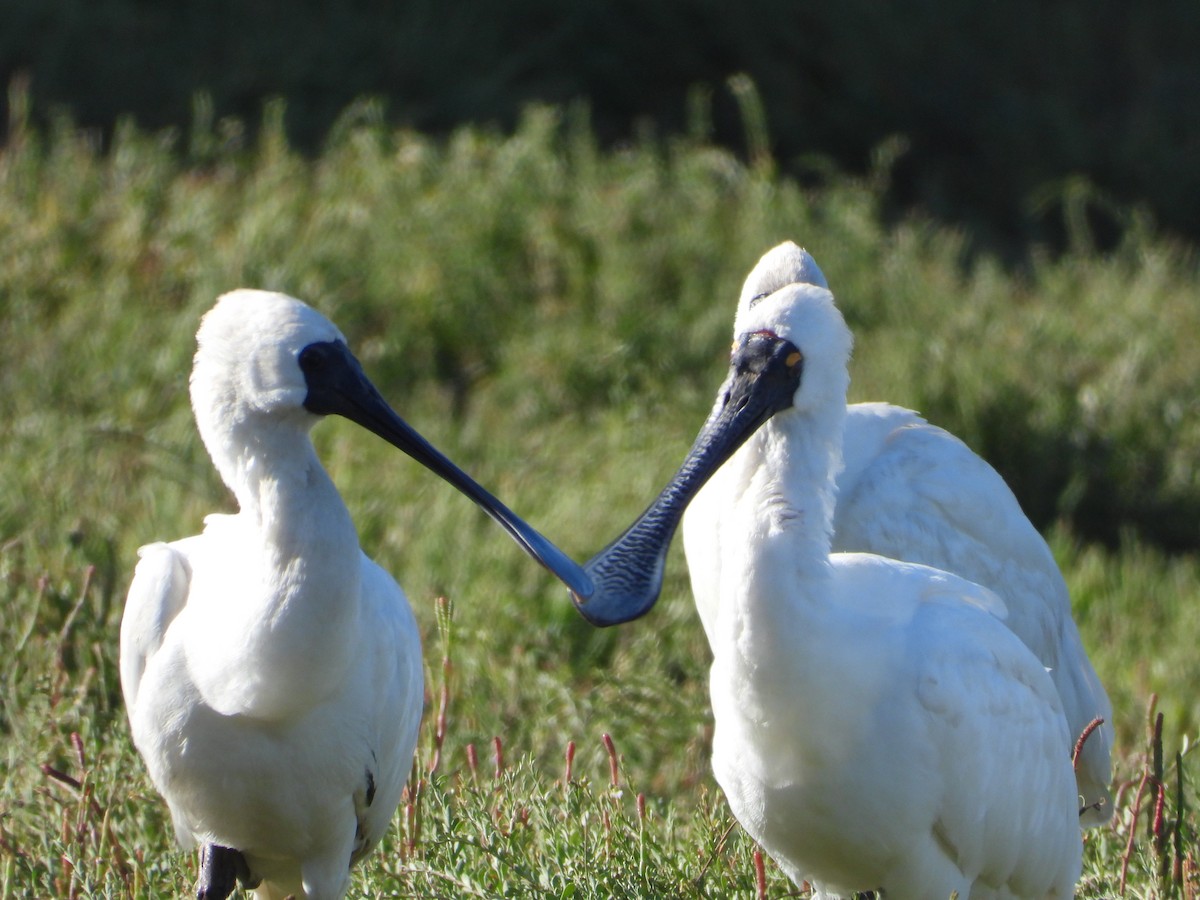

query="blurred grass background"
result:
[0,9,1198,895]
[3,1,1198,251]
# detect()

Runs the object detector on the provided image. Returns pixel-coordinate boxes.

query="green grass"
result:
[1,100,1198,897]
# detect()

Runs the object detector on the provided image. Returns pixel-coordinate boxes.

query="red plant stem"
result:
[564,740,576,784]
[1121,771,1151,894]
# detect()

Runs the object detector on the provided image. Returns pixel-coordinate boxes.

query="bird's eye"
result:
[298,344,328,372]
[748,291,771,308]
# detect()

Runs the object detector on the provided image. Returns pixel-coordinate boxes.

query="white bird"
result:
[682,242,1112,824]
[121,290,589,899]
[573,281,1083,897]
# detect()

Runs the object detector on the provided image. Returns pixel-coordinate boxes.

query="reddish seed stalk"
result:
[466,743,479,782]
[1071,716,1110,818]
[404,800,416,859]
[602,733,619,787]
[71,732,86,772]
[406,773,425,858]
[1153,782,1168,852]
[493,736,505,779]
[1121,762,1154,894]
[436,678,449,734]
[1174,751,1187,886]
[1071,717,1105,769]
[564,740,576,785]
[42,764,84,792]
[754,849,768,900]
[1149,712,1165,846]
[428,651,453,775]
[1118,700,1174,896]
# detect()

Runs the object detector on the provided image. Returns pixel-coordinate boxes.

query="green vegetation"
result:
[5,1,1199,246]
[1,101,1198,896]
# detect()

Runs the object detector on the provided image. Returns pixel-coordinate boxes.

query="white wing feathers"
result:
[119,542,191,711]
[911,600,1082,896]
[835,405,1113,823]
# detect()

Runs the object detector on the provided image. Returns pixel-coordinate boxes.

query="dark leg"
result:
[197,844,257,899]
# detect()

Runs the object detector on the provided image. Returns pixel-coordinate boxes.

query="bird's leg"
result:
[197,843,259,899]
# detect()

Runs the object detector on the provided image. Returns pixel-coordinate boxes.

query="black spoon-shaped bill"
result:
[299,340,594,600]
[572,330,804,626]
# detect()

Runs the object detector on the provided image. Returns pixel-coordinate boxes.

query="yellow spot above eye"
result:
[786,351,803,369]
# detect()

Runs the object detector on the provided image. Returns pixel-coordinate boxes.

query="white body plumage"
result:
[121,291,425,898]
[676,272,1083,896]
[685,243,1112,825]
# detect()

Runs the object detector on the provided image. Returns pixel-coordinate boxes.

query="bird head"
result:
[572,248,850,626]
[187,289,592,597]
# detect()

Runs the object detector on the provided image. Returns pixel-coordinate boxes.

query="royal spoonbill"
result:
[121,290,590,899]
[573,281,1082,897]
[681,242,1111,823]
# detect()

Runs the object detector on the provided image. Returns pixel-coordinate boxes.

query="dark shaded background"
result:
[3,0,1198,256]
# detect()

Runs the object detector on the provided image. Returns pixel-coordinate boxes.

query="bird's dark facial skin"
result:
[299,341,372,417]
[726,330,804,414]
[571,330,803,626]
[298,340,593,599]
